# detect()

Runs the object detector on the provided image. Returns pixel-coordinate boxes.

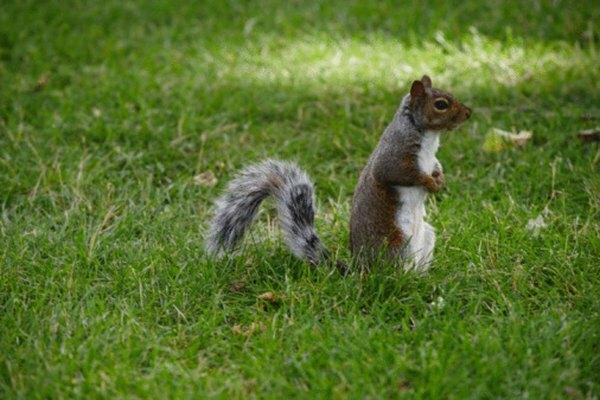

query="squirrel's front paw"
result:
[425,170,445,192]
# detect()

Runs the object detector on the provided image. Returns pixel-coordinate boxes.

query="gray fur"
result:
[350,95,425,254]
[205,159,327,264]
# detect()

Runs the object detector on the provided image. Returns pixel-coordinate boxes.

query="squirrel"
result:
[205,75,471,272]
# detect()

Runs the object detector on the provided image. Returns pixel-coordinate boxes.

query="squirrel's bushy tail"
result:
[205,159,329,265]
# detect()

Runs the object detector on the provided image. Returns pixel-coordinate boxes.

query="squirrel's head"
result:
[408,75,471,131]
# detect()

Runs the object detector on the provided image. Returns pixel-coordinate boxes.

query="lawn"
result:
[1,0,599,398]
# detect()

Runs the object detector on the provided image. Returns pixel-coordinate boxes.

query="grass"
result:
[1,0,600,398]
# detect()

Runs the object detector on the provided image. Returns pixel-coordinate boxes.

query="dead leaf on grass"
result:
[193,171,217,187]
[229,281,246,293]
[232,322,265,337]
[258,291,280,304]
[482,128,533,153]
[577,128,600,143]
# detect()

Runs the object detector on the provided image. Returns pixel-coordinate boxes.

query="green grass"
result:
[1,0,600,398]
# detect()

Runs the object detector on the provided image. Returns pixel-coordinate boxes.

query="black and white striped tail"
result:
[205,159,328,265]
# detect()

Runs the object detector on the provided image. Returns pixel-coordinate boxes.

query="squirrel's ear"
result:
[421,75,432,88]
[410,80,426,99]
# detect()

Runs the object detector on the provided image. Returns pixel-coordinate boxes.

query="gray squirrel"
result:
[205,75,471,272]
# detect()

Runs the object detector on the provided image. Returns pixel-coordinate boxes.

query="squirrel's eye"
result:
[433,98,450,111]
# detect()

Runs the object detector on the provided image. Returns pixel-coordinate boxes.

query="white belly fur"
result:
[395,132,440,269]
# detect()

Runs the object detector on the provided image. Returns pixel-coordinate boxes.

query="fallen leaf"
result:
[482,132,506,153]
[493,128,532,145]
[232,322,265,337]
[193,171,217,187]
[231,324,244,335]
[526,214,548,236]
[92,107,102,118]
[577,128,600,143]
[499,129,532,146]
[229,281,246,293]
[482,128,533,153]
[258,291,279,304]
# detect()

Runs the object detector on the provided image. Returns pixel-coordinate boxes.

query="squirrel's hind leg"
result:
[418,223,436,271]
[402,222,435,272]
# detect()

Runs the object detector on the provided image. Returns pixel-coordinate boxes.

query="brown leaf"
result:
[258,291,279,304]
[232,322,265,337]
[193,171,217,187]
[577,128,600,143]
[231,324,244,335]
[229,281,246,293]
